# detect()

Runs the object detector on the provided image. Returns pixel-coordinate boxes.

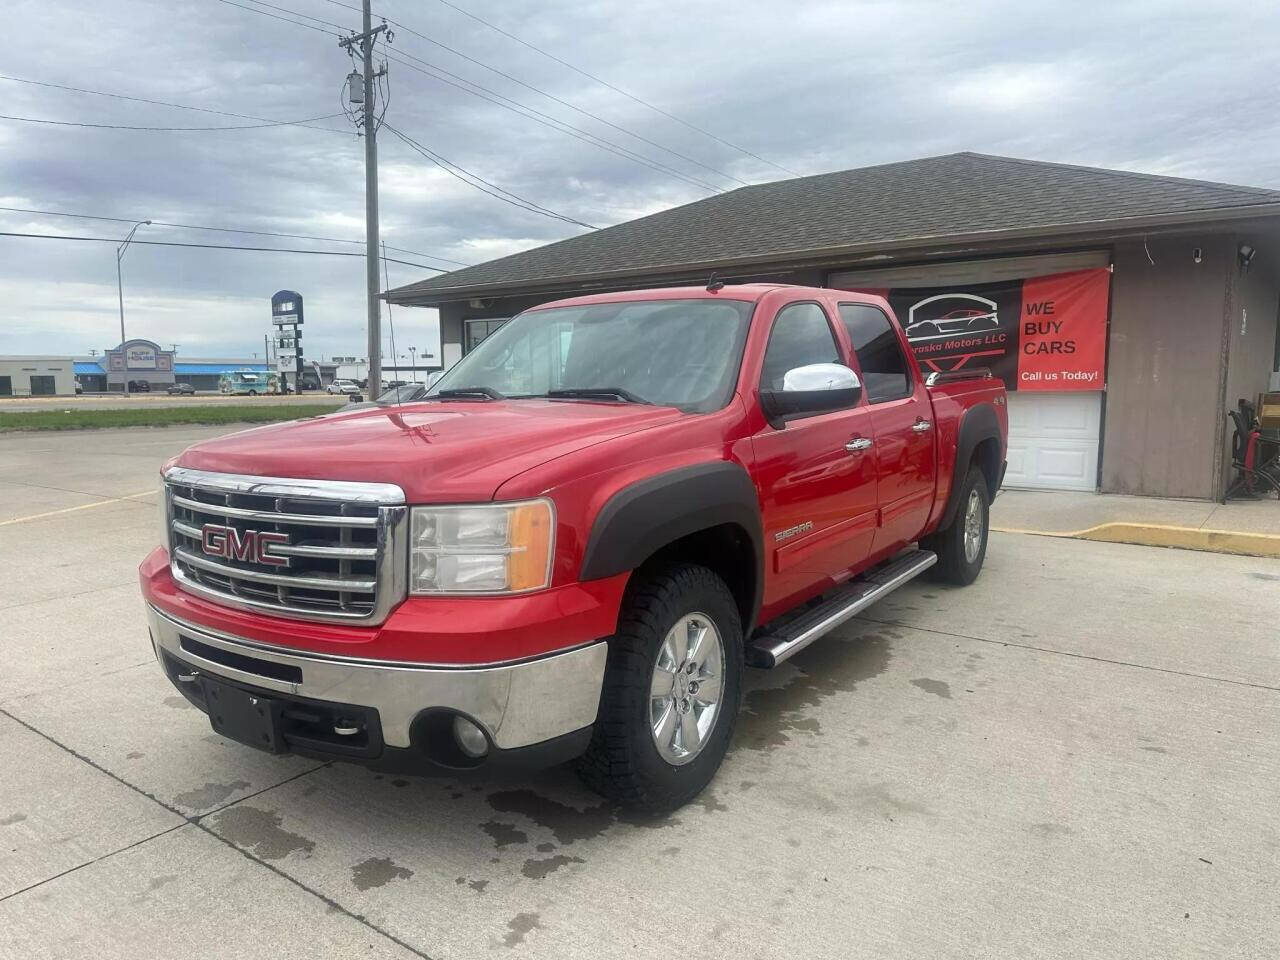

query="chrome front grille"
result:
[163,467,407,624]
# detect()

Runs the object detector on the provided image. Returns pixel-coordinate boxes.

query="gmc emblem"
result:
[201,523,291,567]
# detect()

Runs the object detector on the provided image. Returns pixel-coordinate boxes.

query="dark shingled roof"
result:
[388,152,1280,303]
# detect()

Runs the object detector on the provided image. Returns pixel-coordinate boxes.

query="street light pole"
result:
[408,345,417,382]
[116,219,151,346]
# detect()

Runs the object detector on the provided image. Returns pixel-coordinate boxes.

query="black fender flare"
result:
[939,403,1003,530]
[579,461,764,628]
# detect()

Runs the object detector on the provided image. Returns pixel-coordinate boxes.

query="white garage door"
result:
[1003,392,1102,491]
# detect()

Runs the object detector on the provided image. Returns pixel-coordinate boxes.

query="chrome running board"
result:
[747,549,937,668]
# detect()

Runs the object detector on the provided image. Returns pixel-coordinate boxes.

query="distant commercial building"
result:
[0,356,77,397]
[70,339,271,393]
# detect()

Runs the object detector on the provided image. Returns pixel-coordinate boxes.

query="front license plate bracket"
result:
[201,677,287,754]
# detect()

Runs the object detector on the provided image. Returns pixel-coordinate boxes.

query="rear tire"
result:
[576,563,742,813]
[922,465,989,585]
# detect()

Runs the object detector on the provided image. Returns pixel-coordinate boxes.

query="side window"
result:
[760,302,841,392]
[838,303,912,403]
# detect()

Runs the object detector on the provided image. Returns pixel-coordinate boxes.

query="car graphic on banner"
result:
[835,267,1111,391]
[904,294,1001,342]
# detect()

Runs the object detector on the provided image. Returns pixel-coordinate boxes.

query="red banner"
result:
[838,267,1110,391]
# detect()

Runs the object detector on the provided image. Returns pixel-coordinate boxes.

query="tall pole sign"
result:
[271,290,304,393]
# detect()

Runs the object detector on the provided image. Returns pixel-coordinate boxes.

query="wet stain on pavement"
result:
[1250,571,1279,581]
[351,856,413,890]
[126,751,144,760]
[147,874,179,891]
[455,877,489,892]
[737,633,892,751]
[207,806,316,860]
[535,842,555,853]
[910,678,952,699]
[695,791,729,814]
[163,696,191,710]
[1,812,27,826]
[503,912,542,948]
[172,779,251,811]
[1030,822,1072,837]
[487,790,615,845]
[480,820,529,848]
[521,853,585,879]
[1140,745,1168,754]
[855,784,932,818]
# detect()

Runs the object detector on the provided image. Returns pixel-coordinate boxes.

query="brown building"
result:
[386,153,1280,500]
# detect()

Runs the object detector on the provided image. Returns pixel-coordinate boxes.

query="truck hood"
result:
[175,400,685,502]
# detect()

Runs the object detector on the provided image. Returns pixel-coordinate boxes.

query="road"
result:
[1,426,1277,959]
[0,392,349,413]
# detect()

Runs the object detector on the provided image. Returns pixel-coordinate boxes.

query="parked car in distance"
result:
[141,283,1008,813]
[166,383,196,395]
[127,379,151,393]
[326,379,361,395]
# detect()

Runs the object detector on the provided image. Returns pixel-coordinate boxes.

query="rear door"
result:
[752,301,880,607]
[837,302,937,552]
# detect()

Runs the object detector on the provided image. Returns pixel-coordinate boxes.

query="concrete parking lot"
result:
[1,426,1277,959]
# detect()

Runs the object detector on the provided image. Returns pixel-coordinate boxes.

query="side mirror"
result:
[760,363,861,423]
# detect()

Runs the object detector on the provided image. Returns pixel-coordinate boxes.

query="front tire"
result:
[576,563,742,812]
[922,465,989,585]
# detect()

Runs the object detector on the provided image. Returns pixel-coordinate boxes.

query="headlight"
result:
[410,499,554,595]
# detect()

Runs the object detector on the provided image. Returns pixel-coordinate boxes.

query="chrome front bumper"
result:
[146,605,607,750]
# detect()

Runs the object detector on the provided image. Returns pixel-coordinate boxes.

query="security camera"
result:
[1193,247,1202,264]
[1239,244,1256,269]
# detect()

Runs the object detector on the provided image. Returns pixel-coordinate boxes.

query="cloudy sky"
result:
[2,0,1275,362]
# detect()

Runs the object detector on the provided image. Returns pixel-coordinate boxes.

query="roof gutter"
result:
[385,202,1280,306]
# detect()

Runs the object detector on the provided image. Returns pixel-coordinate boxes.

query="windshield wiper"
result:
[544,387,652,405]
[436,386,505,400]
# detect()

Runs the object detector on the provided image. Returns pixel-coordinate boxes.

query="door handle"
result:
[845,437,874,452]
[911,419,932,433]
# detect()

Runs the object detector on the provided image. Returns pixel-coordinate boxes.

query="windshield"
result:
[427,298,755,411]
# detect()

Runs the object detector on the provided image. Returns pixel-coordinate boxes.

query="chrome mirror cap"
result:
[781,363,861,393]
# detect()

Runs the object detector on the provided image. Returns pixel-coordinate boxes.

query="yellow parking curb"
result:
[991,522,1280,559]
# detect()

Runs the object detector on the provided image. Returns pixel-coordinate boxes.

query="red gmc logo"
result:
[201,523,290,567]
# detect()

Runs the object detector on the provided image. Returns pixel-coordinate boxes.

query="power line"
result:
[0,111,343,132]
[385,125,597,230]
[0,231,447,270]
[422,0,800,177]
[208,0,341,36]
[369,16,749,187]
[0,205,470,266]
[384,51,722,194]
[0,75,350,134]
[206,0,723,194]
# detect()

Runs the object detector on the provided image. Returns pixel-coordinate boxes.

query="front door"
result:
[752,301,880,611]
[837,302,936,552]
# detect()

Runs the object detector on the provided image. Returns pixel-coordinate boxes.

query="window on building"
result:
[0,376,11,396]
[760,302,841,392]
[465,318,510,352]
[29,375,56,396]
[838,303,912,402]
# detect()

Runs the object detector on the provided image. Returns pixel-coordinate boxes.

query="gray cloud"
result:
[2,0,1276,359]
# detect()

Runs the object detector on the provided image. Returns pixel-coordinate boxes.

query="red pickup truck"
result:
[140,283,1007,811]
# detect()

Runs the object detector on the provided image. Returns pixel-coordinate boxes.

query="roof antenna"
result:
[706,271,725,292]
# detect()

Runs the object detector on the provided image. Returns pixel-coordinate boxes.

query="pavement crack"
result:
[0,706,435,959]
[854,615,1280,693]
[0,822,189,904]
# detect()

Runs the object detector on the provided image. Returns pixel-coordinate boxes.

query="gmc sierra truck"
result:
[140,283,1007,812]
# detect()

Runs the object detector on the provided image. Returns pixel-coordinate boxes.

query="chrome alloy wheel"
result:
[963,488,984,564]
[649,612,725,765]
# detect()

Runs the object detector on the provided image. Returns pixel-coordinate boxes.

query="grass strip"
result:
[0,403,345,431]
